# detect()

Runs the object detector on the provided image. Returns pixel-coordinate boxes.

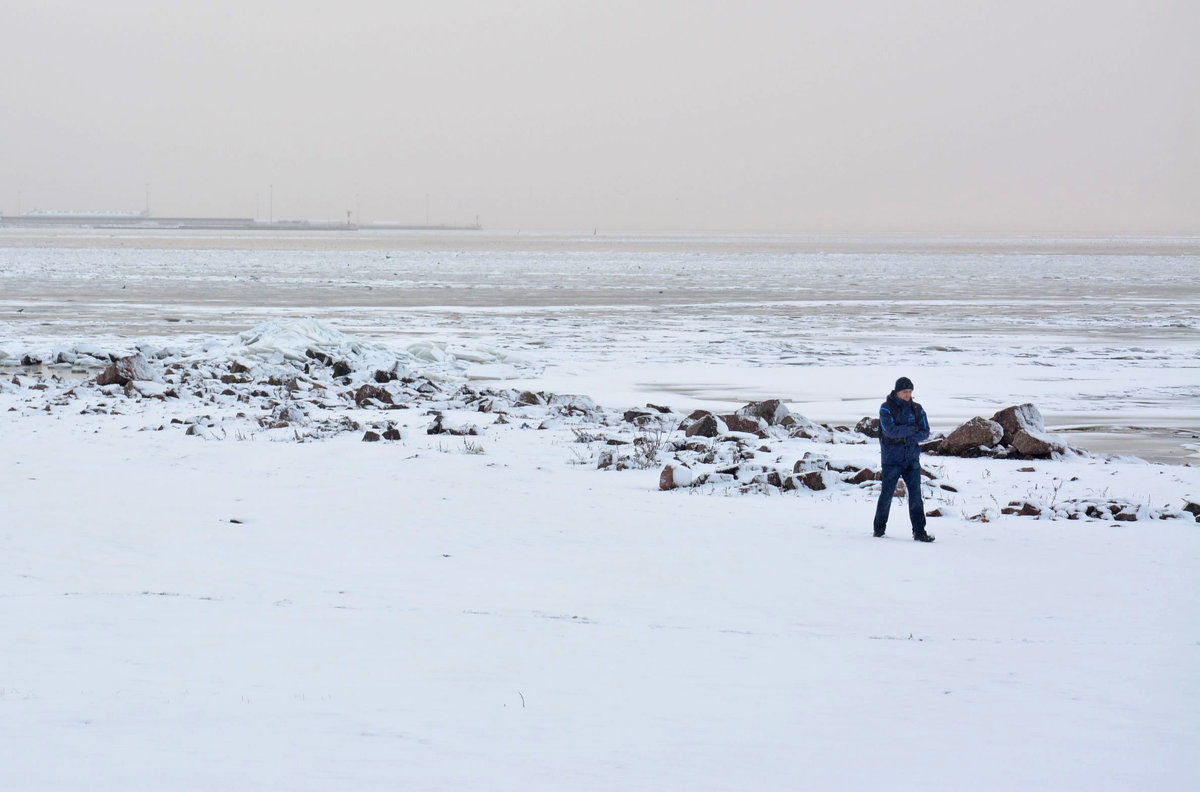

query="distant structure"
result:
[0,211,481,232]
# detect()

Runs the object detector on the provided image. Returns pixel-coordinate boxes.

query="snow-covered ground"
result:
[1,232,1198,790]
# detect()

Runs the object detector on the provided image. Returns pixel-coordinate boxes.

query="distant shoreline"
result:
[0,216,480,233]
[0,225,1195,255]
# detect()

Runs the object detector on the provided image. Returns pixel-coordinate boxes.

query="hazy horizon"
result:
[3,1,1197,234]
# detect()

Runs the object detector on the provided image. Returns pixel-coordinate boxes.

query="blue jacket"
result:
[879,391,930,467]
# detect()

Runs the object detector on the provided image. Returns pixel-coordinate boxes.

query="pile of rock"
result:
[7,342,615,444]
[1000,497,1196,523]
[659,446,958,499]
[675,399,866,445]
[925,404,1075,459]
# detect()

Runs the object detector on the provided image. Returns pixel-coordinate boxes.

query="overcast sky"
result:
[2,0,1197,233]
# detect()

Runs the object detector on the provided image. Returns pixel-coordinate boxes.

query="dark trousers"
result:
[874,462,927,536]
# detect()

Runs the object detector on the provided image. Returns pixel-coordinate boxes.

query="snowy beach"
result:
[1,231,1198,791]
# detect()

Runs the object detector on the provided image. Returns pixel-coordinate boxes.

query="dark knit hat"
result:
[894,376,914,392]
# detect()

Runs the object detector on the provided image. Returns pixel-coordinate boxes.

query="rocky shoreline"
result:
[3,321,1196,526]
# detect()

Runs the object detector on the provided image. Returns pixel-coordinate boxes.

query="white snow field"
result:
[1,231,1198,791]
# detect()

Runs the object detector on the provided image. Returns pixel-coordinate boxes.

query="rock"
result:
[793,453,830,473]
[516,390,545,406]
[1011,429,1062,458]
[362,431,382,442]
[1184,501,1200,521]
[624,409,655,424]
[1012,432,1051,458]
[855,417,881,438]
[797,471,827,491]
[274,403,309,425]
[659,464,695,490]
[95,353,157,386]
[374,369,398,383]
[919,436,944,454]
[925,508,945,518]
[646,403,672,414]
[720,414,763,434]
[940,417,1003,456]
[685,413,725,438]
[1002,500,1042,516]
[848,467,878,485]
[382,426,403,441]
[1114,511,1138,522]
[306,349,333,366]
[354,384,394,406]
[991,404,1045,447]
[21,354,42,366]
[332,360,353,378]
[736,399,791,426]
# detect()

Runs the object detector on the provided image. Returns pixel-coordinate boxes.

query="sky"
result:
[1,0,1197,234]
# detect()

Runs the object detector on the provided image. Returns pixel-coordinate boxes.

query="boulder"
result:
[1011,429,1062,458]
[354,384,394,406]
[306,348,333,366]
[736,399,791,426]
[95,353,157,386]
[720,414,764,435]
[516,390,545,406]
[1002,500,1042,516]
[920,436,945,454]
[684,412,725,438]
[362,430,382,442]
[659,464,695,490]
[940,417,1003,456]
[855,417,881,438]
[796,471,827,491]
[991,404,1044,447]
[848,467,879,485]
[793,453,830,473]
[1184,501,1200,522]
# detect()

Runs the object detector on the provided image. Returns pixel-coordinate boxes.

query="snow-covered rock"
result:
[95,353,158,386]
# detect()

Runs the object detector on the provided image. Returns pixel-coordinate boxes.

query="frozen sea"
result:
[3,229,1197,462]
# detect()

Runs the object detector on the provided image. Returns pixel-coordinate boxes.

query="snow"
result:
[1,233,1198,790]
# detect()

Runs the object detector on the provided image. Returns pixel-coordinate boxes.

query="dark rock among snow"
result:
[934,404,1073,460]
[95,354,157,387]
[940,417,1004,456]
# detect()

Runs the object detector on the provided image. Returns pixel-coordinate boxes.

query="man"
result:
[874,376,935,542]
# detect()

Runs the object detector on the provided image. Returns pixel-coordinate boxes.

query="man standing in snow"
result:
[873,376,935,542]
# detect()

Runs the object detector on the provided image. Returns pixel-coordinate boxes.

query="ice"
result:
[233,317,375,361]
[0,232,1198,790]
